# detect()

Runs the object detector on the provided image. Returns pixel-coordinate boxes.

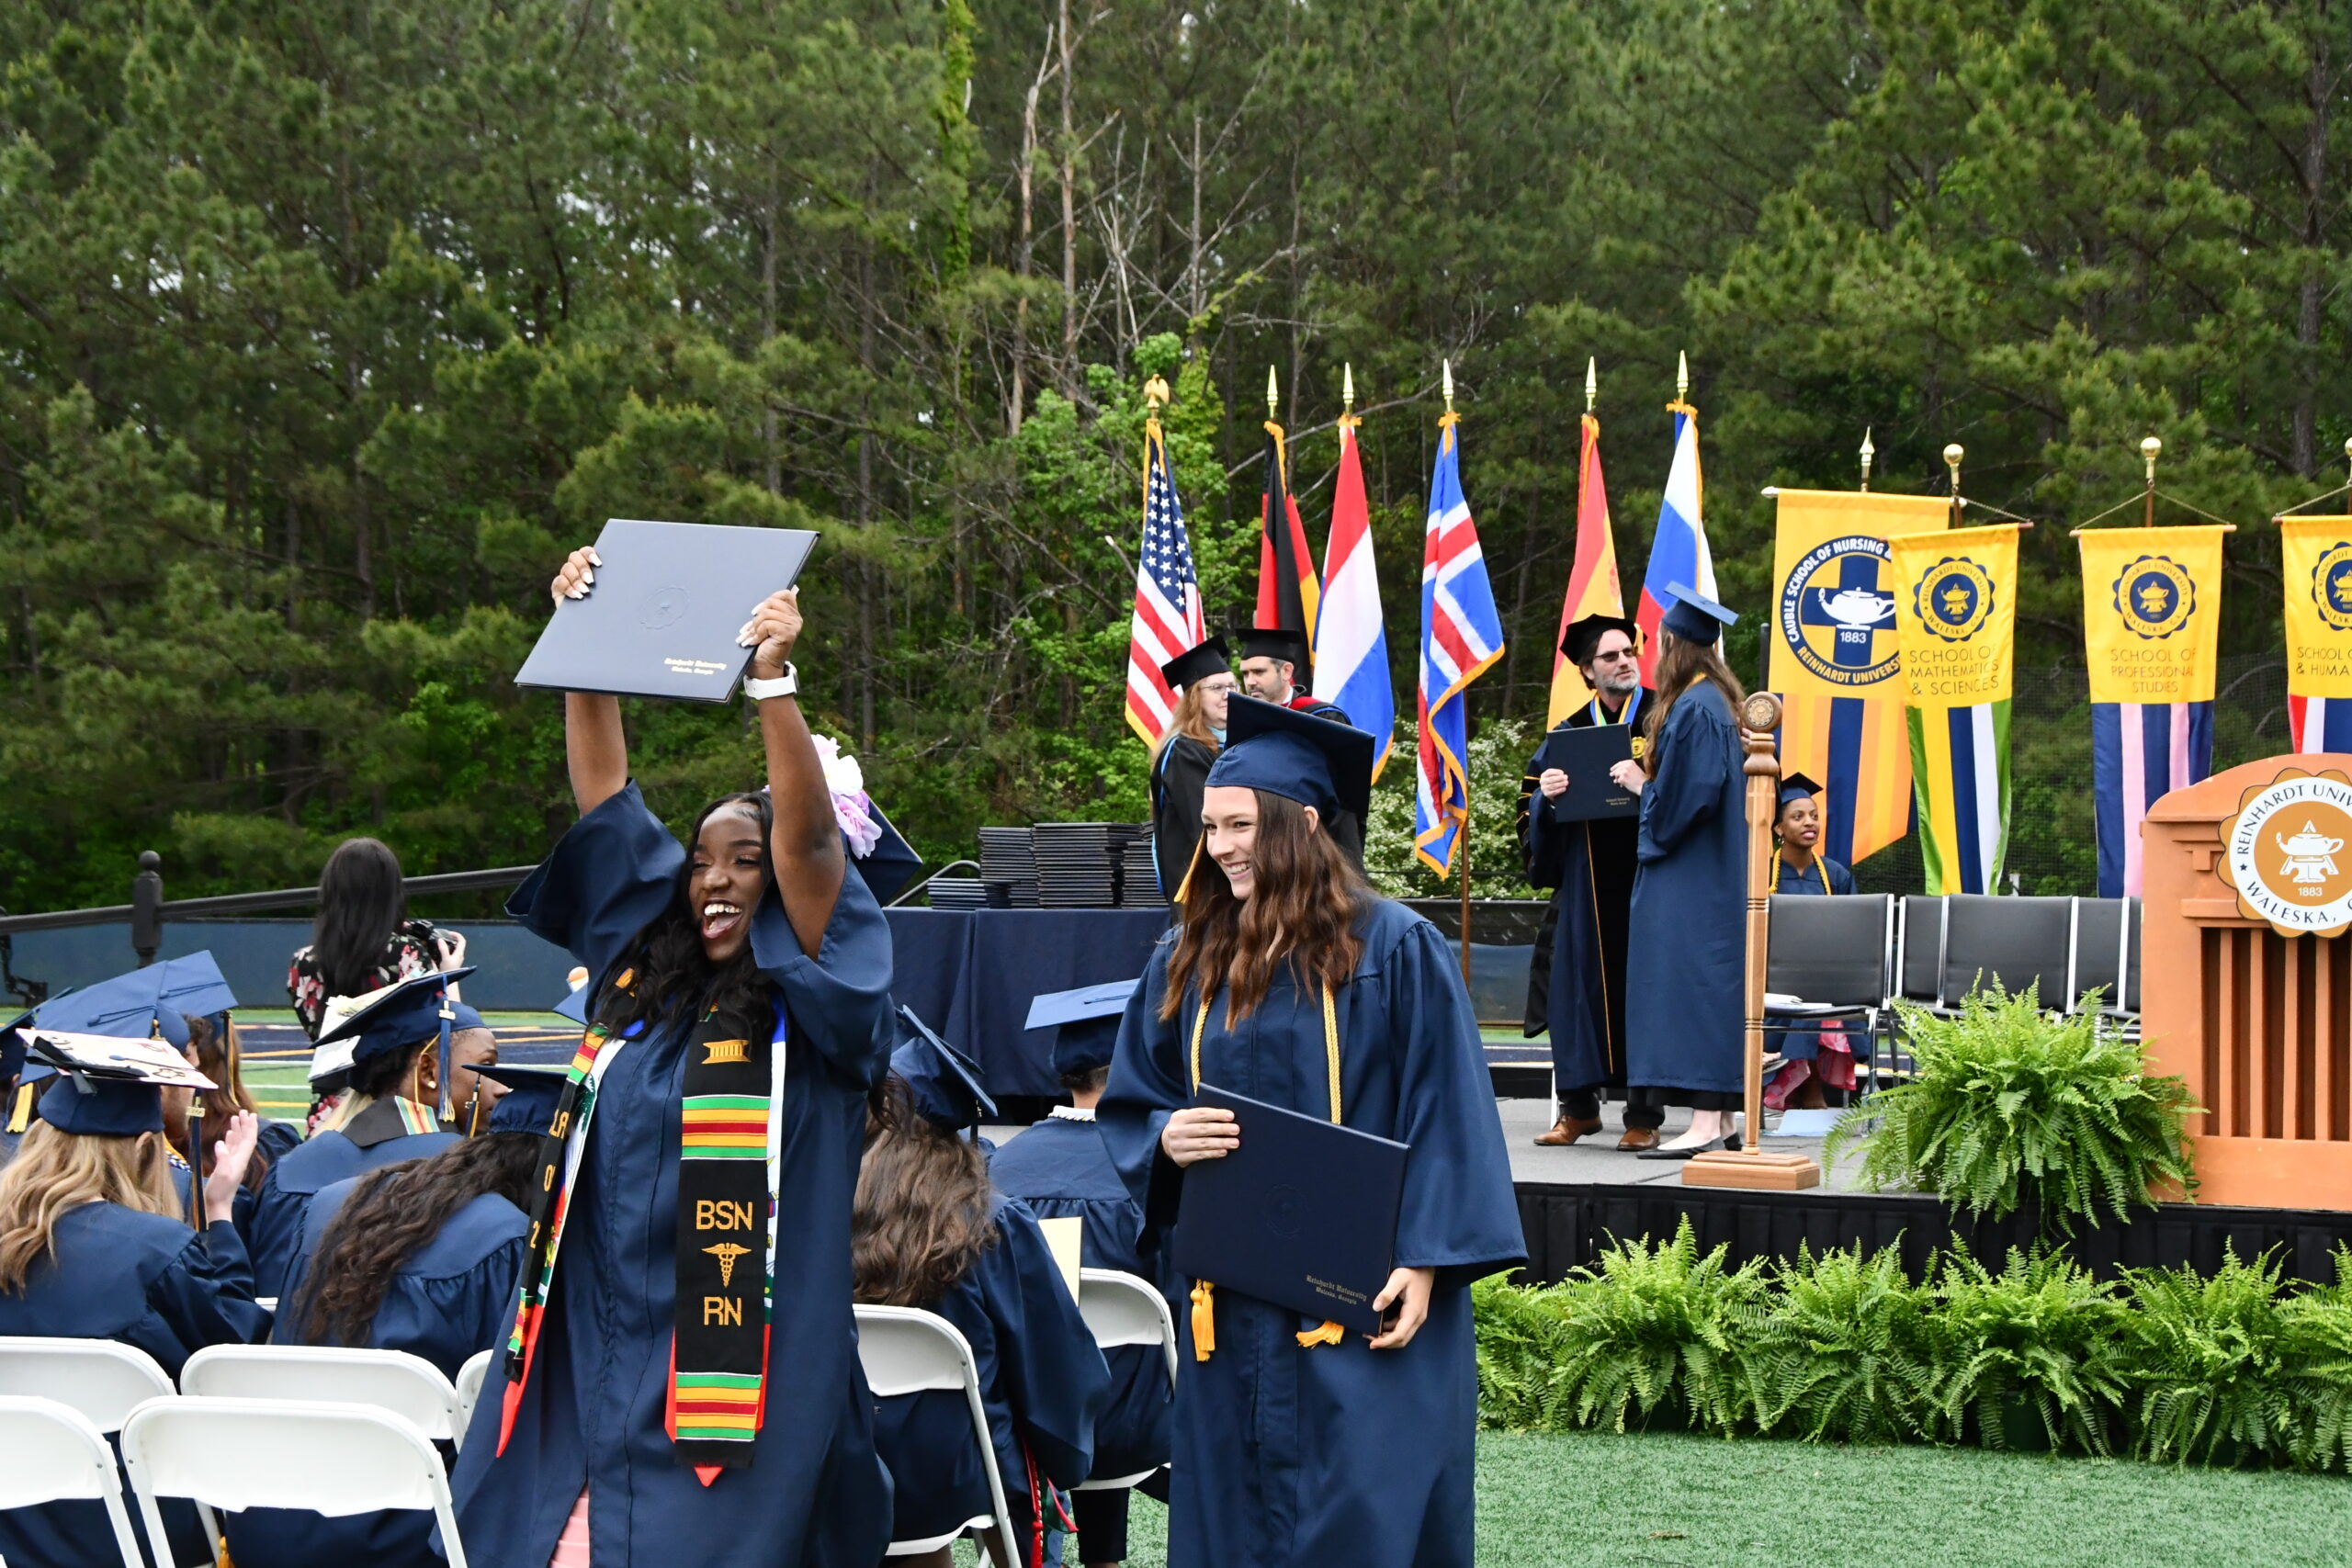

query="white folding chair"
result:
[0,1395,146,1568]
[120,1395,469,1568]
[0,1337,175,1430]
[181,1343,462,1442]
[854,1303,1020,1558]
[1073,1269,1177,1491]
[454,1348,493,1450]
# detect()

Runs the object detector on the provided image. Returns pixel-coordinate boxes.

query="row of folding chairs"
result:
[0,1268,1177,1565]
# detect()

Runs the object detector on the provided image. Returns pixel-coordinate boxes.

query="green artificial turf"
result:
[959,1428,2352,1566]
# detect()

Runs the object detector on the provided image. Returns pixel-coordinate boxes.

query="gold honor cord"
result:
[1769,851,1835,897]
[1185,982,1346,1359]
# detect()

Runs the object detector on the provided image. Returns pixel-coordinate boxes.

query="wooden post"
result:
[1686,692,1822,1190]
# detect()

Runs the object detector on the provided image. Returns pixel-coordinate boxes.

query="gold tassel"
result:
[1295,1320,1345,1348]
[1189,1280,1216,1361]
[6,1083,29,1135]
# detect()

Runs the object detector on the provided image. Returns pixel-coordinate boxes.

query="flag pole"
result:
[1442,358,1475,986]
[1944,444,1965,528]
[2141,435,2162,527]
[1859,427,1874,492]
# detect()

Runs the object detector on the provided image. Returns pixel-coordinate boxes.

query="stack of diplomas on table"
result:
[1531,724,1640,821]
[515,518,820,702]
[1171,1084,1408,1337]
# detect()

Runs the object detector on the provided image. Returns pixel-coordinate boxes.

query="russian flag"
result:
[1312,417,1395,778]
[1635,399,1714,687]
[2091,702,2212,897]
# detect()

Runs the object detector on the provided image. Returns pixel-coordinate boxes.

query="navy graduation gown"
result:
[1625,682,1750,1096]
[1097,897,1523,1568]
[247,1103,459,1299]
[229,1182,529,1568]
[867,1193,1109,1545]
[449,782,897,1568]
[0,1204,269,1568]
[987,1111,1172,1480]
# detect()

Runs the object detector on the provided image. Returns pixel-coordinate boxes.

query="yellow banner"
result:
[2282,516,2352,700]
[1888,524,2019,709]
[2077,525,2227,705]
[1770,490,1952,701]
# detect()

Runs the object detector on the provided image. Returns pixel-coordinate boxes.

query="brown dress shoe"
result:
[1533,1114,1604,1147]
[1616,1126,1661,1152]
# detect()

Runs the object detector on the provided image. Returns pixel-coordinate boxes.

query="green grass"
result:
[957,1428,2352,1566]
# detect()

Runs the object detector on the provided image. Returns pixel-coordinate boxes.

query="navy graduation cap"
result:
[852,806,925,908]
[314,967,478,1119]
[27,1029,216,1137]
[37,954,237,1051]
[1777,772,1825,814]
[891,1004,997,1133]
[1204,696,1375,823]
[1659,581,1738,646]
[552,977,592,1025]
[1024,978,1138,1080]
[471,1063,571,1138]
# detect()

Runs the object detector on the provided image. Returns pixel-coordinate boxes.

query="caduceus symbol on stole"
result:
[704,1242,752,1288]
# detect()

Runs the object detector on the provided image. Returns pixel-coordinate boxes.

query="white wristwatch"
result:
[742,664,798,702]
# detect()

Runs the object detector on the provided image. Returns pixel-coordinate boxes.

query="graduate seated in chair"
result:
[167,1010,303,1245]
[856,1018,1111,1568]
[0,1030,266,1568]
[227,1066,553,1568]
[989,980,1172,1568]
[1761,773,1860,1113]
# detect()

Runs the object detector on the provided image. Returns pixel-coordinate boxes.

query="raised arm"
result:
[549,547,628,815]
[742,587,844,953]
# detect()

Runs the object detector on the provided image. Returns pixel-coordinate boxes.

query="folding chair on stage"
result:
[1937,894,2075,1011]
[119,1396,469,1568]
[180,1342,463,1443]
[1073,1269,1178,1492]
[854,1303,1021,1558]
[1765,893,1894,1099]
[0,1394,146,1568]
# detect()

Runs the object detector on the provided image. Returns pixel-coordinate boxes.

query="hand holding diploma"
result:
[1161,1104,1239,1166]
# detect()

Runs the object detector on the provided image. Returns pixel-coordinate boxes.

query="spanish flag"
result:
[1546,412,1626,726]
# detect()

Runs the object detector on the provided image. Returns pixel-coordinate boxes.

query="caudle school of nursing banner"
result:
[1890,524,2020,896]
[2282,515,2352,752]
[2079,525,2227,897]
[1770,490,1951,867]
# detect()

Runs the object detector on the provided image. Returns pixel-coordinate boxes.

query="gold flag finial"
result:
[1266,365,1279,420]
[1144,373,1170,413]
[1942,443,1963,491]
[1585,356,1597,414]
[1442,358,1454,415]
[1676,351,1690,401]
[1342,362,1355,415]
[2142,434,2162,526]
[1860,427,1875,492]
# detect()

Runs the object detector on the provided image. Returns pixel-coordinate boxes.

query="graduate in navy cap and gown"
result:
[1149,637,1235,898]
[227,1066,555,1568]
[246,965,473,1296]
[1759,773,1860,1111]
[448,553,897,1568]
[989,979,1172,1568]
[1620,583,1755,1158]
[0,1030,266,1568]
[1231,628,1365,866]
[1097,697,1523,1568]
[174,1006,304,1242]
[857,1010,1109,1567]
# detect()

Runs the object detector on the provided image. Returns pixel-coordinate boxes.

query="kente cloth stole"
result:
[1184,981,1345,1359]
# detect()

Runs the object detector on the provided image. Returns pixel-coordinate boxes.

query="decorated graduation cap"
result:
[1237,626,1309,667]
[471,1063,571,1138]
[1776,772,1825,816]
[1159,635,1232,693]
[1658,581,1738,646]
[851,807,924,908]
[313,966,478,1118]
[1204,696,1375,823]
[1560,612,1641,667]
[1025,977,1138,1080]
[891,1004,997,1134]
[36,953,237,1051]
[27,1028,215,1138]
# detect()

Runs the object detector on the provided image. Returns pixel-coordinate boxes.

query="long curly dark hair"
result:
[593,792,780,1041]
[298,1133,543,1345]
[1161,789,1368,1024]
[852,1075,998,1308]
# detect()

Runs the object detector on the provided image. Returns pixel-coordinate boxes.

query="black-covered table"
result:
[883,908,1172,1097]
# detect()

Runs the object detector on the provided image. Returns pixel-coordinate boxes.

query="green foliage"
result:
[1826,987,2198,1232]
[1745,1243,1933,1444]
[1921,1247,2131,1454]
[2120,1251,2300,1467]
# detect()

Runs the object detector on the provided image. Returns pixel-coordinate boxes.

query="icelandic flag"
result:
[1634,400,1713,688]
[1313,418,1395,778]
[1415,417,1505,877]
[2092,703,2212,897]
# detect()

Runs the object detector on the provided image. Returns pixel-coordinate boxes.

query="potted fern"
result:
[1826,985,2197,1234]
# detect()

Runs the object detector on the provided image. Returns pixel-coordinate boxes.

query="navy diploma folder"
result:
[514,519,820,703]
[1532,724,1640,821]
[1170,1083,1408,1337]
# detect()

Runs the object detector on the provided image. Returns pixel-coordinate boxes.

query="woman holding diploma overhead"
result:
[1098,697,1522,1568]
[447,546,897,1568]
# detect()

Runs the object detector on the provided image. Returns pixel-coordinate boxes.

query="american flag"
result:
[1415,415,1506,876]
[1124,422,1207,741]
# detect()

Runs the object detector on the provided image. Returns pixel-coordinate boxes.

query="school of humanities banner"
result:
[1889,524,2020,896]
[1769,490,1951,868]
[2079,525,2228,897]
[2283,515,2352,752]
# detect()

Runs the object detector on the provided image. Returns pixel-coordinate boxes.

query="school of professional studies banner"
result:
[2283,515,2352,752]
[1888,525,2021,896]
[1769,490,1951,868]
[2078,525,2228,897]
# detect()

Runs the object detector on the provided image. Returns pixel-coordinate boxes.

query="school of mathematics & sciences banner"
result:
[1768,490,1950,868]
[1888,524,2020,896]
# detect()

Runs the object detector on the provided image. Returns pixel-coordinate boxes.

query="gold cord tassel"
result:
[1295,1320,1345,1348]
[1190,1280,1216,1360]
[6,1083,29,1134]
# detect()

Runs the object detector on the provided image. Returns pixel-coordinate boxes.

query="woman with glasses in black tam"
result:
[1098,698,1522,1568]
[447,548,897,1568]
